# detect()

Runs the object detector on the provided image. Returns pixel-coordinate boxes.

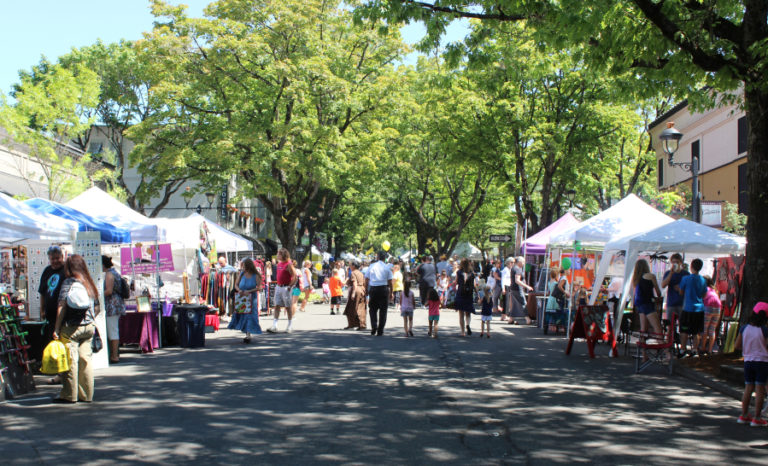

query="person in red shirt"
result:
[268,248,297,333]
[329,270,344,315]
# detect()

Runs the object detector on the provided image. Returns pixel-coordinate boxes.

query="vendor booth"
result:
[592,218,746,353]
[0,193,79,399]
[547,194,674,335]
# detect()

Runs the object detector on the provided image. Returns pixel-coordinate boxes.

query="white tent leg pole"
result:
[567,245,576,338]
[155,240,162,349]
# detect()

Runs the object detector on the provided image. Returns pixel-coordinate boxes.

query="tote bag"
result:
[234,294,253,314]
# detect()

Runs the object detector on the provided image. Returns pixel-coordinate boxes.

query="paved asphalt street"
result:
[2,301,767,465]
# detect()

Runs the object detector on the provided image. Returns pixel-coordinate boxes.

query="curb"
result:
[674,363,742,401]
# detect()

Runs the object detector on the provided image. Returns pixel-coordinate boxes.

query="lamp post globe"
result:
[659,122,683,162]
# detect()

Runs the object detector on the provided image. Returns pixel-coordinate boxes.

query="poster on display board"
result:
[74,231,109,370]
[120,243,174,274]
[25,246,50,320]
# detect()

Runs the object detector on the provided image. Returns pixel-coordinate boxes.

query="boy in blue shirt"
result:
[678,258,707,358]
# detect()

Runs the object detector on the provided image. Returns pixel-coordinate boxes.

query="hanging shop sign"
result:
[120,244,174,274]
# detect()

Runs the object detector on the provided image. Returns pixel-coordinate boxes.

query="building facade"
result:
[649,96,748,225]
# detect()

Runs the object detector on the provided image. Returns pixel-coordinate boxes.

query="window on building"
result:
[692,140,700,167]
[738,163,748,215]
[738,116,748,154]
[657,158,663,187]
[89,142,103,154]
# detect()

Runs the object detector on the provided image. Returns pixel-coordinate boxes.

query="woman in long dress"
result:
[343,261,367,330]
[229,258,263,343]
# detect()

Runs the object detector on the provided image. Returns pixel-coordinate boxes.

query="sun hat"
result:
[754,302,768,313]
[754,302,768,314]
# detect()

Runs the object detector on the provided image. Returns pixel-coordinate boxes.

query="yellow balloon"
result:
[315,262,323,271]
[382,240,391,251]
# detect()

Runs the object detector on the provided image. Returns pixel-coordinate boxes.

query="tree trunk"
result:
[741,86,768,324]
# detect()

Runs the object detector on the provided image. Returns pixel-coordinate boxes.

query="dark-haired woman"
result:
[454,259,476,337]
[52,254,100,403]
[230,258,263,343]
[102,255,125,363]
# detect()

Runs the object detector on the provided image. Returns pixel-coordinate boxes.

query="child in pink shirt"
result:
[426,288,441,338]
[735,302,768,427]
[699,276,722,355]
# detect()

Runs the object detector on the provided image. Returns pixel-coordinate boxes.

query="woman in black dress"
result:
[454,258,477,337]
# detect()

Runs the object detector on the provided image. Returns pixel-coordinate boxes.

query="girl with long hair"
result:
[52,254,100,404]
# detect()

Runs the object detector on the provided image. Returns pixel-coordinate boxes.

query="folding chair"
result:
[634,314,677,375]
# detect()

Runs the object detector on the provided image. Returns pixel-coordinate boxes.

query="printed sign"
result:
[701,201,722,227]
[120,243,174,274]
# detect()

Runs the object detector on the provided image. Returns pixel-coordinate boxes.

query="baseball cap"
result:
[754,302,768,314]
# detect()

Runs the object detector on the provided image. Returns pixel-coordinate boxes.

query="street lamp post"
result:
[659,122,700,222]
[565,189,576,207]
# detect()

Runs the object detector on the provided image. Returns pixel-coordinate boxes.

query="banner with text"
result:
[120,243,175,274]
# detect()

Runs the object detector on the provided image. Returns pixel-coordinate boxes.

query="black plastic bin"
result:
[176,304,207,348]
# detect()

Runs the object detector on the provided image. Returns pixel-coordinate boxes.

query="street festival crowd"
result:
[36,246,768,426]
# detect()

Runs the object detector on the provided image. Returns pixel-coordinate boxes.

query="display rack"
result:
[0,295,35,400]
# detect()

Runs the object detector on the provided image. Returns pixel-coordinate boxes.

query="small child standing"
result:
[400,281,416,337]
[479,285,493,338]
[322,277,330,304]
[329,270,343,315]
[427,288,441,338]
[699,276,722,355]
[735,302,768,427]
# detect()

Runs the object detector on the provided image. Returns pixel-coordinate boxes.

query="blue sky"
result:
[0,1,470,96]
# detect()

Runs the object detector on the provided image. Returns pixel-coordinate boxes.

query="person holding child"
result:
[479,286,493,338]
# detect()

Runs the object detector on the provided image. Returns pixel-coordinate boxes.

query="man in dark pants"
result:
[38,245,65,382]
[365,251,393,336]
[416,255,437,308]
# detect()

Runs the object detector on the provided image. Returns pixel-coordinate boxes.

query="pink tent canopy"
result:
[522,213,580,255]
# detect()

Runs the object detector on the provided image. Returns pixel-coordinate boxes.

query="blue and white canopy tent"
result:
[24,198,131,244]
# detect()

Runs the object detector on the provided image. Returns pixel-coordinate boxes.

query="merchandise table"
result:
[119,311,159,353]
[205,313,220,331]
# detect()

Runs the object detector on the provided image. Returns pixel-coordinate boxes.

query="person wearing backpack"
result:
[52,254,100,403]
[454,258,477,337]
[102,255,126,364]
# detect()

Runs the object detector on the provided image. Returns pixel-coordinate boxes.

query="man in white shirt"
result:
[500,258,514,318]
[365,251,394,336]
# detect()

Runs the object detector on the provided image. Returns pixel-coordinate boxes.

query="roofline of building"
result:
[648,99,689,131]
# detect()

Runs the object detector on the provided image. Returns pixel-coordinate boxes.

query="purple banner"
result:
[120,244,174,274]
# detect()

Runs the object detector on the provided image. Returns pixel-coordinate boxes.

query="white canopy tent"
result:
[452,241,483,260]
[153,214,252,252]
[66,187,166,242]
[603,218,745,310]
[0,192,79,243]
[549,194,674,248]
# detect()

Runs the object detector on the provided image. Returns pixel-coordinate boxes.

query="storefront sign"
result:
[120,243,174,274]
[701,201,722,227]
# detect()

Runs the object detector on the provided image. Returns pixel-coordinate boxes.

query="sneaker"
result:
[737,415,752,424]
[285,327,292,334]
[751,418,767,427]
[267,326,277,333]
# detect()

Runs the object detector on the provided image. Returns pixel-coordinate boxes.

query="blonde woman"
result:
[392,264,404,313]
[299,260,313,312]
